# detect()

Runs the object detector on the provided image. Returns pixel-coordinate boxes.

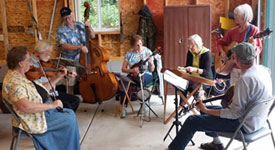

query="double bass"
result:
[79,2,119,103]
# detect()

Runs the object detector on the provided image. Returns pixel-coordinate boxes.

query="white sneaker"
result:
[121,108,127,118]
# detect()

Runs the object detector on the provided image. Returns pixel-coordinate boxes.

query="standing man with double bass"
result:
[56,7,95,94]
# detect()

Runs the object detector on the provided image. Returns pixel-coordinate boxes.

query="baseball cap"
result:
[60,7,72,17]
[231,42,255,62]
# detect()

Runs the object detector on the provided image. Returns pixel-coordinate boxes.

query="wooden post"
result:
[225,0,230,18]
[165,0,168,6]
[68,0,75,15]
[64,0,68,7]
[0,0,9,58]
[32,0,39,41]
[144,0,146,5]
[98,34,102,47]
[195,0,199,5]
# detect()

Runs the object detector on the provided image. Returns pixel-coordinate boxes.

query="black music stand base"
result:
[163,87,195,146]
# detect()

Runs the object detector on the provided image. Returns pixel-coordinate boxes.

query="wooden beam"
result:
[0,34,3,41]
[225,0,230,18]
[195,0,199,5]
[66,0,74,14]
[32,0,39,41]
[1,0,9,58]
[144,0,146,5]
[64,0,68,7]
[98,34,102,47]
[95,31,120,35]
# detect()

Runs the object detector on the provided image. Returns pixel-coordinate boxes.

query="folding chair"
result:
[114,73,135,117]
[2,99,34,150]
[218,96,275,150]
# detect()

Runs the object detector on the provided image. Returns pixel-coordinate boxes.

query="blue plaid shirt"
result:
[56,21,86,62]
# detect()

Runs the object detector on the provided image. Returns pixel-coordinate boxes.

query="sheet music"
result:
[163,70,189,91]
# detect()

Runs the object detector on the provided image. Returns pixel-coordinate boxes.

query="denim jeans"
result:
[168,105,240,150]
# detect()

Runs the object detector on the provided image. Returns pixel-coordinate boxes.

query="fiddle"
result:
[26,66,64,80]
[26,60,75,80]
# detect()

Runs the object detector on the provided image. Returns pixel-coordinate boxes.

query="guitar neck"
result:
[201,94,224,104]
[131,52,156,69]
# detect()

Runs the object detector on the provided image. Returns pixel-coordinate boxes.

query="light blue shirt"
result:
[220,65,272,133]
[124,46,153,75]
[56,21,86,62]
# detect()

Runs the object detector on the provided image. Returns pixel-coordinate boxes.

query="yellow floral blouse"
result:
[2,70,48,134]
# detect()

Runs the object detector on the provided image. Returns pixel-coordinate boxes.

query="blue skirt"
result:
[32,108,80,150]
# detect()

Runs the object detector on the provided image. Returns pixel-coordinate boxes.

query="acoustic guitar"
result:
[182,86,234,113]
[215,28,273,75]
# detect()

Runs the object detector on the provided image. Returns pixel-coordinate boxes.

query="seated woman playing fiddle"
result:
[120,34,155,118]
[179,34,213,99]
[2,46,80,150]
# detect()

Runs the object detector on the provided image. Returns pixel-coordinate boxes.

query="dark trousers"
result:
[51,91,80,112]
[168,106,240,150]
[120,73,153,105]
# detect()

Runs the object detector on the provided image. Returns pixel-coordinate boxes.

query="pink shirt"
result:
[217,24,262,68]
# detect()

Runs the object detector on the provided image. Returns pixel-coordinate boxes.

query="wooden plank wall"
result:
[0,0,264,62]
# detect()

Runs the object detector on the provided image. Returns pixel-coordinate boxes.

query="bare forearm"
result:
[61,44,83,51]
[88,26,96,39]
[42,76,62,90]
[149,64,155,72]
[17,102,55,113]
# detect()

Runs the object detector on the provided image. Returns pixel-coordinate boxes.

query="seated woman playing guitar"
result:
[216,4,262,85]
[178,34,213,98]
[120,34,155,118]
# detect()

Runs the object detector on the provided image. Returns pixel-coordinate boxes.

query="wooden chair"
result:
[114,73,135,117]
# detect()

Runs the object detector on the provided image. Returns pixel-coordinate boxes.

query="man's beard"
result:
[40,55,50,62]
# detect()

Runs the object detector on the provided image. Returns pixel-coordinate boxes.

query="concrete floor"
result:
[0,95,275,150]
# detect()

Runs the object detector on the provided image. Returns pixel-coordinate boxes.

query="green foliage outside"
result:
[80,0,119,29]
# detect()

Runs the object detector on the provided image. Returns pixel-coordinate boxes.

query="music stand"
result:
[114,73,135,117]
[162,70,194,144]
[163,69,215,124]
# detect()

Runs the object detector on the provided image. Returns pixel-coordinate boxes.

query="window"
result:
[75,0,120,32]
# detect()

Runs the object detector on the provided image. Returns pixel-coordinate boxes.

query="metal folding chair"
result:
[218,96,275,150]
[2,99,34,150]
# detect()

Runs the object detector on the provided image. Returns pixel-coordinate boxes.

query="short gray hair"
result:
[234,4,253,22]
[34,40,52,53]
[187,34,203,50]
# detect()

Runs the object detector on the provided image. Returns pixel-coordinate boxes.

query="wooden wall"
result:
[0,0,263,62]
[0,0,64,60]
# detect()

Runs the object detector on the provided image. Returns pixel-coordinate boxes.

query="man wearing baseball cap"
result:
[56,7,95,94]
[168,42,272,150]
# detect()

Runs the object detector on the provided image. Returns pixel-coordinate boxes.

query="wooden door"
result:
[163,5,211,94]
